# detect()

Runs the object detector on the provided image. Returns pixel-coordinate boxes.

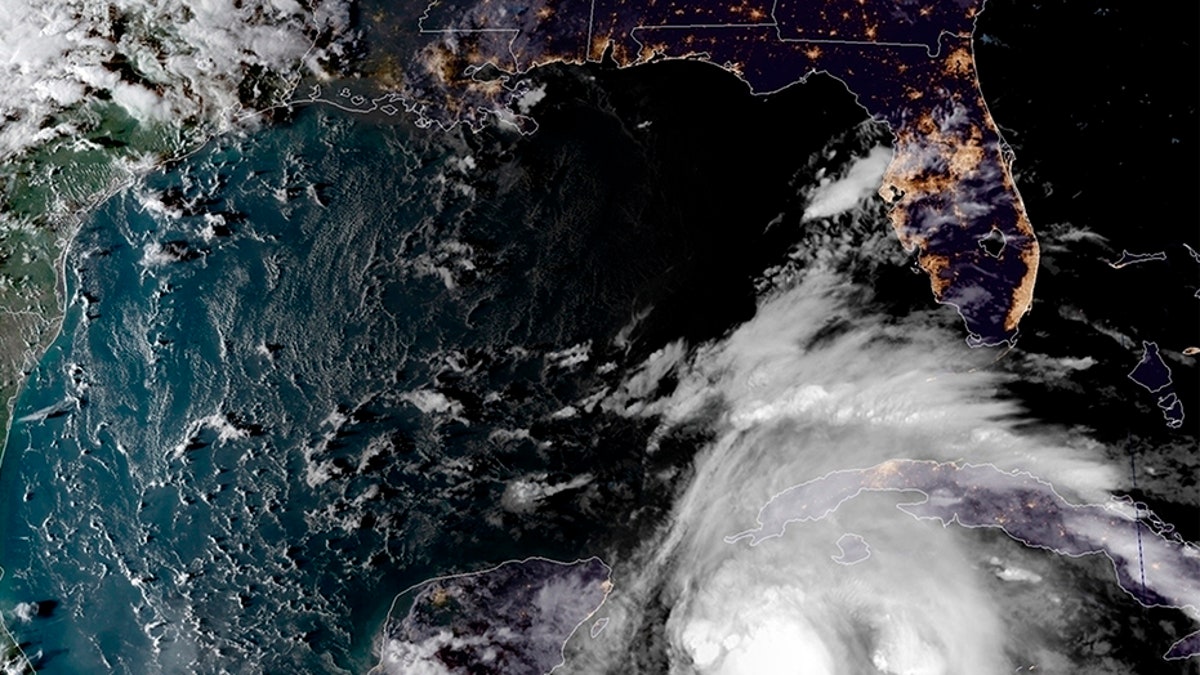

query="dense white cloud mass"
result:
[559,264,1134,675]
[0,0,353,159]
[801,146,893,221]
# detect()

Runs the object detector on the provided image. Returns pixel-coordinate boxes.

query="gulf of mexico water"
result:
[0,62,875,673]
[0,106,540,673]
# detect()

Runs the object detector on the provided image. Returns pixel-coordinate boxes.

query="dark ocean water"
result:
[0,65,873,673]
[974,0,1200,537]
[1,1,1195,672]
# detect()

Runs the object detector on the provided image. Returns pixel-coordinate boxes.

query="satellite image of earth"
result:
[0,0,1196,673]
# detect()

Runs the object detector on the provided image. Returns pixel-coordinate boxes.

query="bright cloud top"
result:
[0,0,352,159]
[802,146,892,221]
[565,267,1154,674]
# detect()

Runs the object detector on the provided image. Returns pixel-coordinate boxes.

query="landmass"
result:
[726,458,1200,661]
[1185,243,1200,264]
[1108,249,1168,269]
[1187,244,1200,299]
[372,557,612,674]
[1129,341,1174,393]
[830,532,871,566]
[0,6,357,671]
[362,0,1041,346]
[1128,341,1185,429]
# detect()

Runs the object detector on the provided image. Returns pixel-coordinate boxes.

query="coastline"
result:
[0,167,138,675]
[0,4,349,665]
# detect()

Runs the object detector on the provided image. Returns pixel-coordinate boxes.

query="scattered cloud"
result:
[516,84,547,113]
[0,0,353,160]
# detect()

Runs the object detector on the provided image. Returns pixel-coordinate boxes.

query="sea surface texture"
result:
[0,107,544,673]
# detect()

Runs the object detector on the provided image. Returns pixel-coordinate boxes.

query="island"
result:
[830,532,872,566]
[1185,243,1200,264]
[725,458,1200,660]
[1128,341,1186,429]
[1108,249,1169,269]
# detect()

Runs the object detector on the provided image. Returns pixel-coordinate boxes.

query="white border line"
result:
[368,555,614,675]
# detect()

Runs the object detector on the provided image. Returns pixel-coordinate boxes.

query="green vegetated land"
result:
[2,103,177,439]
[0,102,202,674]
[0,102,200,450]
